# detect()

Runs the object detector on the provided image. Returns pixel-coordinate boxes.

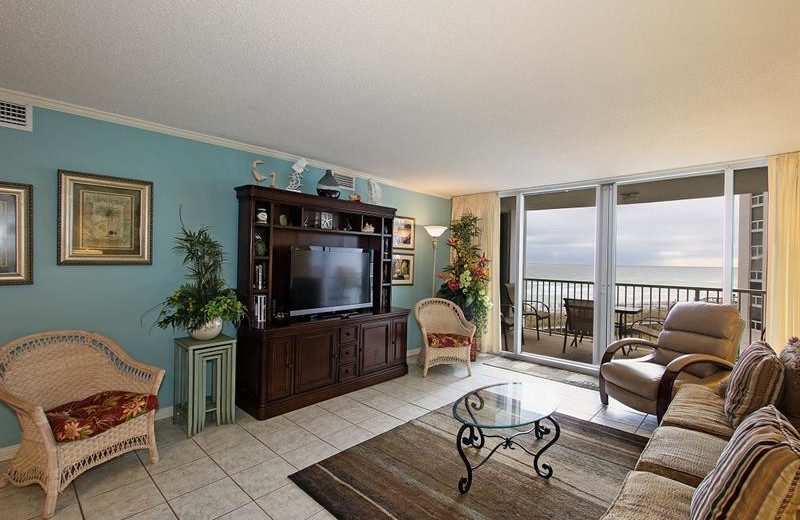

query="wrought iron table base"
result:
[456,416,560,493]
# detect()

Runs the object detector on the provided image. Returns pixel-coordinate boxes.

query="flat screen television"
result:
[289,245,374,317]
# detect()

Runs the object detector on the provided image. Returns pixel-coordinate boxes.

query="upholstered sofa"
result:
[601,339,800,519]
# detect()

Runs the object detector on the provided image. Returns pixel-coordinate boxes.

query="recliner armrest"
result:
[601,338,659,365]
[656,353,733,421]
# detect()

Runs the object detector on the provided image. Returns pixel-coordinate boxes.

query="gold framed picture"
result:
[0,181,33,285]
[391,253,414,285]
[58,170,153,265]
[392,216,415,249]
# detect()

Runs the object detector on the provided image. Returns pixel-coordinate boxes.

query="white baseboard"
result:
[0,406,176,462]
[407,347,421,358]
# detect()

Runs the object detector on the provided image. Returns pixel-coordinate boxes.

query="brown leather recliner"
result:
[599,301,745,421]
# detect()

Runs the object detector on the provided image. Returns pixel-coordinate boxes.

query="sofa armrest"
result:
[655,354,734,421]
[601,338,659,365]
[0,387,58,447]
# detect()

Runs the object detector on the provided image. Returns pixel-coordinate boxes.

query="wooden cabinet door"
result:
[295,330,338,393]
[267,337,294,401]
[391,317,407,365]
[359,320,391,375]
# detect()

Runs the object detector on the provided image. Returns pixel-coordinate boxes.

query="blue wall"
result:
[0,108,451,447]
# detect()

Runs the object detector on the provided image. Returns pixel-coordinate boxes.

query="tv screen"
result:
[289,246,373,316]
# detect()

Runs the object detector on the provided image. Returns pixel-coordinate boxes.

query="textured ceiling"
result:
[1,1,798,197]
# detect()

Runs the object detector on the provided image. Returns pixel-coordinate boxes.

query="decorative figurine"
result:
[362,223,375,233]
[270,171,277,188]
[256,207,268,223]
[367,179,382,204]
[287,158,307,192]
[251,160,266,184]
[316,170,341,198]
[349,193,362,202]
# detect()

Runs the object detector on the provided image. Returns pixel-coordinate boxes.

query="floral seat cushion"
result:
[427,332,472,348]
[45,390,158,443]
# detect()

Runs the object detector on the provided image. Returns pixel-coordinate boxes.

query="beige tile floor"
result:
[0,355,656,520]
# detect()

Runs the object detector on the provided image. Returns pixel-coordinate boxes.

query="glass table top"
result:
[452,382,559,429]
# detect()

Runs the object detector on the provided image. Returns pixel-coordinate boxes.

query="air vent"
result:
[333,172,355,190]
[0,100,32,131]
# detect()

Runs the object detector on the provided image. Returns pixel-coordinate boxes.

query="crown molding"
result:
[0,87,448,199]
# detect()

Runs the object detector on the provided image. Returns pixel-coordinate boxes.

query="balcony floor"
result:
[505,328,651,364]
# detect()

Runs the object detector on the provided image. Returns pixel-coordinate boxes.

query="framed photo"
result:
[391,253,414,285]
[0,181,33,285]
[58,170,153,265]
[392,216,415,249]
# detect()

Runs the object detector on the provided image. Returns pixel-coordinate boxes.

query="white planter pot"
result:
[189,318,223,341]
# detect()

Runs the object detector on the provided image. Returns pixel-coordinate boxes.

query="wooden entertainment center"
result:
[234,185,409,420]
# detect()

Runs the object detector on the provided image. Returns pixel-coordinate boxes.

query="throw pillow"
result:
[690,405,800,520]
[779,337,800,430]
[723,341,784,428]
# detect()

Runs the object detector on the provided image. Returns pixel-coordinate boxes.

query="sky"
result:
[525,196,731,267]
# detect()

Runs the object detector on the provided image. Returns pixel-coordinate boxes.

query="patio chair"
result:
[504,283,551,341]
[562,298,594,353]
[414,298,476,377]
[0,330,164,518]
[599,302,744,421]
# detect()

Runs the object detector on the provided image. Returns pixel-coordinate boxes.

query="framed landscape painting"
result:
[391,253,414,285]
[392,216,415,249]
[58,170,153,265]
[0,181,33,285]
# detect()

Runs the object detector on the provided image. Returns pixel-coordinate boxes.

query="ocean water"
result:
[525,263,729,289]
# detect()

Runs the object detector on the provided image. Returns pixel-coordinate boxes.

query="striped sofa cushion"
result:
[723,341,784,428]
[779,337,800,430]
[690,405,800,520]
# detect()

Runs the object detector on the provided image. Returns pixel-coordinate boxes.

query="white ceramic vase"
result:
[189,318,223,341]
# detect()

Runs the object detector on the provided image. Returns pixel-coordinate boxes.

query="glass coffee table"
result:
[452,381,560,493]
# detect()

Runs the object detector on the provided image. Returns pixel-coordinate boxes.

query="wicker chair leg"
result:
[148,443,160,464]
[466,360,472,376]
[43,482,58,519]
[147,413,159,463]
[423,360,430,378]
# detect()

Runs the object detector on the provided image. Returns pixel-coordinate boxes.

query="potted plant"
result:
[154,221,246,340]
[436,212,492,339]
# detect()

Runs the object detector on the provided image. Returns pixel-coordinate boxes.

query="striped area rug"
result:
[290,405,647,519]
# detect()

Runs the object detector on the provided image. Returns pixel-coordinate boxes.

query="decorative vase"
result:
[316,170,341,198]
[189,318,223,341]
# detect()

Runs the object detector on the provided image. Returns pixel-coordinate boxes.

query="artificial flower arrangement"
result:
[436,211,492,335]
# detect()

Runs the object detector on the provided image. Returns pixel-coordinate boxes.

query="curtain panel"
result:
[451,192,502,354]
[766,151,800,351]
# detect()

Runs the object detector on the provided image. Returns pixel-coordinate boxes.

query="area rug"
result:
[290,405,647,519]
[483,357,600,391]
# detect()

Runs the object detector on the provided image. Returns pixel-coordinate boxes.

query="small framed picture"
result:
[391,253,414,285]
[58,170,153,265]
[392,216,415,249]
[0,181,33,285]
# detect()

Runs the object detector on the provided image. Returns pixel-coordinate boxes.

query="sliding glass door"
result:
[500,188,598,364]
[500,161,768,369]
[614,173,725,353]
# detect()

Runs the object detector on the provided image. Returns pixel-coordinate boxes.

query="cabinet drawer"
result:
[338,362,356,381]
[339,343,356,361]
[339,325,358,343]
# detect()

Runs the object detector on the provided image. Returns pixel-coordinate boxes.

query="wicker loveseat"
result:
[0,330,164,518]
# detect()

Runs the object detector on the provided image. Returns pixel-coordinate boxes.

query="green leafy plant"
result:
[435,212,492,334]
[153,220,246,332]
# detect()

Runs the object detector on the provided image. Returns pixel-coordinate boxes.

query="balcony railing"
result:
[518,278,766,344]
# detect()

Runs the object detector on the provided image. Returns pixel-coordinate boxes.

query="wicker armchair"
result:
[414,298,476,377]
[0,330,164,518]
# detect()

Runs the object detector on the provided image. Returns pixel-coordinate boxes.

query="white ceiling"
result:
[1,1,798,197]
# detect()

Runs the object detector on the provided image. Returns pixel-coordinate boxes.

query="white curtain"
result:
[451,192,501,353]
[766,151,800,351]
